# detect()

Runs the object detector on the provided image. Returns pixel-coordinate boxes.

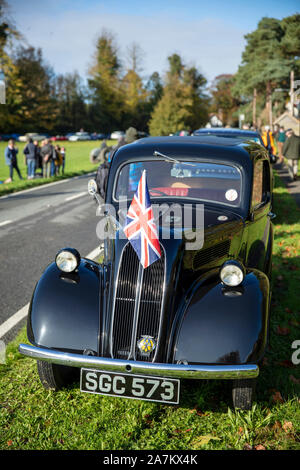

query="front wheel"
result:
[37,360,79,391]
[232,379,256,410]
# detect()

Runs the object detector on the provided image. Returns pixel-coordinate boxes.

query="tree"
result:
[88,30,124,132]
[11,46,57,132]
[149,54,190,136]
[0,0,19,54]
[182,66,209,130]
[54,72,88,134]
[149,54,208,135]
[233,16,298,126]
[280,14,300,64]
[0,0,9,53]
[210,74,240,126]
[146,72,163,109]
[121,42,149,129]
[0,1,24,132]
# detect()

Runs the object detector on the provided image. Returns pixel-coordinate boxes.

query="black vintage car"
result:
[192,127,264,144]
[192,128,277,164]
[19,136,274,410]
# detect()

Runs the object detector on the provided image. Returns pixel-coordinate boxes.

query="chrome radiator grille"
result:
[111,243,165,362]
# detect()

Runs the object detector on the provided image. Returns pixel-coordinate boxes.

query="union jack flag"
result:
[123,170,161,269]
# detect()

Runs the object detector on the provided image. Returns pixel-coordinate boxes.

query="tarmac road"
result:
[0,173,101,344]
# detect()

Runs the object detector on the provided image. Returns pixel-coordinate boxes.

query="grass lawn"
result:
[0,140,114,196]
[0,173,299,450]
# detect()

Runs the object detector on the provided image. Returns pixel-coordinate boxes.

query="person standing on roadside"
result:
[277,126,286,163]
[282,129,300,181]
[33,140,43,177]
[261,125,276,156]
[40,139,54,178]
[4,139,23,183]
[60,146,66,174]
[54,145,63,175]
[23,137,36,179]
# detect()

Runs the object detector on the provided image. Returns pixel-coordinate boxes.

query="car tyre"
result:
[37,360,79,391]
[232,379,256,410]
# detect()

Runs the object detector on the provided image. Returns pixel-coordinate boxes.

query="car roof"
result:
[193,128,261,137]
[107,136,271,216]
[112,135,265,171]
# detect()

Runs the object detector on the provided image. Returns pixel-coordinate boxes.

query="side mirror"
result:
[88,179,98,196]
[88,178,102,205]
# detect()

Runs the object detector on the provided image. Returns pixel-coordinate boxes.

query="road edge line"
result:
[0,172,95,200]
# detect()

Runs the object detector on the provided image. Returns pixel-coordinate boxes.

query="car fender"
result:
[27,258,102,354]
[172,268,270,365]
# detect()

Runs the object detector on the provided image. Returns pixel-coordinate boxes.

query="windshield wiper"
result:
[153,150,195,166]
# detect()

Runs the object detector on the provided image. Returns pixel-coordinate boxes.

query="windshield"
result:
[115,160,242,206]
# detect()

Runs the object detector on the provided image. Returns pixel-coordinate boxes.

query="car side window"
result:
[251,160,269,209]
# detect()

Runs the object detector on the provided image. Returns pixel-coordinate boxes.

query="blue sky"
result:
[7,0,300,84]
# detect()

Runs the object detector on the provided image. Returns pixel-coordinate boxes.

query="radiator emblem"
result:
[137,336,156,356]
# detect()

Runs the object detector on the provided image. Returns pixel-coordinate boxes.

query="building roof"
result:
[274,112,300,136]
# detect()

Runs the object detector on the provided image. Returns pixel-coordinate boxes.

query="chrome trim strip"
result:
[129,263,144,360]
[109,240,130,359]
[152,243,166,362]
[19,344,259,380]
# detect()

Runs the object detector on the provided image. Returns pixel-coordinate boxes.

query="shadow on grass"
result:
[272,175,300,225]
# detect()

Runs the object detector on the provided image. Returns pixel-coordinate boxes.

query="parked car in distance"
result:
[137,131,149,139]
[170,130,190,136]
[110,130,125,140]
[19,135,274,410]
[65,133,74,139]
[89,132,107,140]
[68,132,91,141]
[18,132,47,142]
[0,133,21,141]
[192,127,264,146]
[50,135,68,142]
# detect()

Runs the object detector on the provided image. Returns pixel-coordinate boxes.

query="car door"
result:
[245,158,272,273]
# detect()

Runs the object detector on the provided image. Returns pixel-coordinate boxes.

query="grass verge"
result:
[0,140,114,196]
[0,173,299,450]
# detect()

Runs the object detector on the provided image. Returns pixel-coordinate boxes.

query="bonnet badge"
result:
[137,336,156,356]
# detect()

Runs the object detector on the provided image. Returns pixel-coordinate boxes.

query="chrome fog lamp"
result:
[55,248,81,273]
[220,261,245,287]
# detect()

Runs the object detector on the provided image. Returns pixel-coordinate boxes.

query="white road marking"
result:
[0,220,13,227]
[0,172,95,200]
[65,191,87,202]
[0,245,101,338]
[85,246,101,260]
[0,303,29,339]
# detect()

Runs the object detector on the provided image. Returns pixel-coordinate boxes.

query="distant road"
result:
[0,173,101,343]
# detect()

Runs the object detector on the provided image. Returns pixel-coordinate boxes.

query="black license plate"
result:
[80,369,180,404]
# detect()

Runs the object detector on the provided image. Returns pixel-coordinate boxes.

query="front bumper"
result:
[19,343,259,380]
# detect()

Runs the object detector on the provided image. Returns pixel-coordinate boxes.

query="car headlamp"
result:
[55,248,81,273]
[220,261,245,287]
